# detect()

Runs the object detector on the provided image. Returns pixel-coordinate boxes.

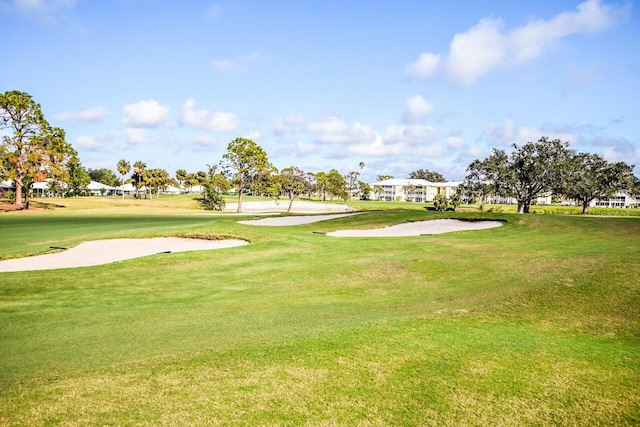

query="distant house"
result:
[163,185,181,195]
[369,178,461,202]
[0,180,15,197]
[87,181,116,196]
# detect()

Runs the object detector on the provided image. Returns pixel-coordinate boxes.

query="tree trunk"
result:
[582,200,589,215]
[23,184,31,210]
[287,194,294,212]
[237,191,243,213]
[14,180,23,208]
[517,200,525,214]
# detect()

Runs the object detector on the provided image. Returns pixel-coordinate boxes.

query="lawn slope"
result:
[0,207,638,425]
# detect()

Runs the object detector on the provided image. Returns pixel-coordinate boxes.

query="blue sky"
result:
[2,0,638,182]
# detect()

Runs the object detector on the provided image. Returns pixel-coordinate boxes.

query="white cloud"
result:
[485,119,576,146]
[306,117,377,144]
[296,140,316,155]
[74,135,103,150]
[73,131,121,151]
[406,53,440,79]
[402,95,434,123]
[447,135,465,149]
[243,131,262,141]
[347,134,445,158]
[124,128,148,144]
[123,100,169,128]
[383,124,438,145]
[54,106,109,123]
[411,0,629,86]
[179,99,239,132]
[274,115,305,137]
[446,18,507,86]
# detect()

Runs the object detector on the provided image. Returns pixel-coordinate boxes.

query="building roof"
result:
[88,181,116,190]
[369,178,462,187]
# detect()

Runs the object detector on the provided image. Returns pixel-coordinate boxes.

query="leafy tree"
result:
[279,166,306,212]
[303,172,316,200]
[631,176,640,200]
[222,137,272,213]
[464,137,570,214]
[327,169,347,202]
[556,153,634,214]
[133,160,147,199]
[66,155,90,196]
[460,158,495,209]
[117,159,130,199]
[345,171,360,200]
[409,169,446,182]
[198,164,228,210]
[373,185,383,200]
[315,171,329,201]
[88,168,119,186]
[449,193,462,211]
[376,174,394,182]
[402,183,417,201]
[433,194,448,211]
[358,181,371,199]
[0,91,73,209]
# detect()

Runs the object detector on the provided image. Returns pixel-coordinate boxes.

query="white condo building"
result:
[369,179,462,202]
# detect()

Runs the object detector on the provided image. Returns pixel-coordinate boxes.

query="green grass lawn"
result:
[0,199,638,425]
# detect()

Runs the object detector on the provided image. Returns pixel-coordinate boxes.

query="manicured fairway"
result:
[0,202,639,425]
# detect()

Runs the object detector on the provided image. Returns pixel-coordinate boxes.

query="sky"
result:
[2,0,639,183]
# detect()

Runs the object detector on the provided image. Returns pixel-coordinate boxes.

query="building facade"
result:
[369,179,462,202]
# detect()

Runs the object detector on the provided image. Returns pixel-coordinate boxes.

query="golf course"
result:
[0,196,638,425]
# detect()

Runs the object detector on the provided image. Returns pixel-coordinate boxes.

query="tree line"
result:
[460,137,638,214]
[3,91,637,213]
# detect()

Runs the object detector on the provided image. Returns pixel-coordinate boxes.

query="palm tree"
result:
[175,169,187,193]
[116,159,130,200]
[133,160,146,199]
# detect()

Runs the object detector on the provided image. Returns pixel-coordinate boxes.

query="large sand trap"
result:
[225,200,355,214]
[326,219,503,237]
[238,213,361,226]
[0,237,248,272]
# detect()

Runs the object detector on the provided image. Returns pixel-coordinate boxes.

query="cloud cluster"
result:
[179,99,239,132]
[53,106,109,123]
[272,96,447,159]
[123,100,169,128]
[407,0,629,86]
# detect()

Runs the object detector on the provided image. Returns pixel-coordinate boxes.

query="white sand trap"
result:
[0,237,248,272]
[239,213,362,226]
[326,219,503,237]
[225,200,355,214]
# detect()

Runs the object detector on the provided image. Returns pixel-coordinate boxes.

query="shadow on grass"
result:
[0,201,66,212]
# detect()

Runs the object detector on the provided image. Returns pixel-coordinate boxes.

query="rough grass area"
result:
[0,204,638,425]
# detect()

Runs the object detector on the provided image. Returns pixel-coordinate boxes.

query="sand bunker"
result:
[326,219,503,237]
[0,237,248,272]
[225,200,355,214]
[238,213,361,226]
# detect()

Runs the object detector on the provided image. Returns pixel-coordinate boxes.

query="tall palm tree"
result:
[116,159,130,200]
[133,160,146,199]
[175,169,187,193]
